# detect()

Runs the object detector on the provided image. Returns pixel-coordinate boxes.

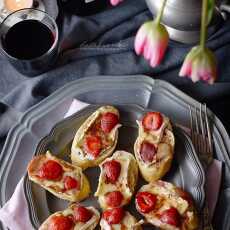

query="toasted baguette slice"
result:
[134,112,175,182]
[39,204,100,230]
[95,151,138,209]
[71,105,121,169]
[135,180,199,230]
[28,151,90,202]
[100,208,142,230]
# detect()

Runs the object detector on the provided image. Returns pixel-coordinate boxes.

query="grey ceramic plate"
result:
[23,104,205,229]
[0,75,230,230]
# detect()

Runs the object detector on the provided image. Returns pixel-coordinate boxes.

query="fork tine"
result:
[189,106,196,144]
[195,107,203,153]
[195,108,199,133]
[204,104,213,153]
[199,103,208,153]
[189,106,193,132]
[199,103,205,137]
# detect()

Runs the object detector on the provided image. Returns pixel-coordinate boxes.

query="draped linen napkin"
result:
[0,99,222,229]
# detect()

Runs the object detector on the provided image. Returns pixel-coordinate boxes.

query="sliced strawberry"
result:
[63,176,80,191]
[83,135,102,158]
[160,207,181,227]
[38,160,63,181]
[49,215,74,230]
[102,207,124,225]
[74,206,93,223]
[142,112,163,131]
[101,112,119,133]
[103,160,121,184]
[105,191,123,208]
[140,141,156,163]
[136,192,157,213]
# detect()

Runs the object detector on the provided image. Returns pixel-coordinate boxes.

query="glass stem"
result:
[200,0,208,50]
[155,0,167,25]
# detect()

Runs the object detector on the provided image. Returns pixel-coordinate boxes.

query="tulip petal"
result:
[179,47,200,77]
[110,0,123,6]
[179,59,192,77]
[143,40,152,61]
[149,42,167,67]
[191,69,201,83]
[134,21,169,68]
[179,46,217,84]
[135,36,147,56]
[134,24,149,55]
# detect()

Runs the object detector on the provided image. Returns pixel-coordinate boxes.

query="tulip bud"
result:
[134,21,169,67]
[179,46,217,84]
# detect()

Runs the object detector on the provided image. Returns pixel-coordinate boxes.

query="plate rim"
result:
[0,75,229,229]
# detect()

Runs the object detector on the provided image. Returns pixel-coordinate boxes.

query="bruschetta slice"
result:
[135,181,199,230]
[134,111,175,182]
[28,151,90,202]
[39,204,100,230]
[71,106,121,169]
[100,207,142,230]
[95,151,138,210]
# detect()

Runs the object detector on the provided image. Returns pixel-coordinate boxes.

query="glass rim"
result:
[0,8,59,62]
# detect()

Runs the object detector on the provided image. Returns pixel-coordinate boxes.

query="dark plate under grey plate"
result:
[23,104,205,229]
[0,75,230,230]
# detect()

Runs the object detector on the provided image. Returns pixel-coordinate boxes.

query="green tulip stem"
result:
[155,0,167,25]
[200,0,208,50]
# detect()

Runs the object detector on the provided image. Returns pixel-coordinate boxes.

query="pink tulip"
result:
[134,21,169,67]
[179,46,217,84]
[110,0,123,6]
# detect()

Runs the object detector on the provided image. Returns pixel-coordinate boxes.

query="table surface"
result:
[0,1,230,228]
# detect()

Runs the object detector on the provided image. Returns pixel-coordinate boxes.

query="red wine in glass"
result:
[0,9,59,77]
[3,20,54,60]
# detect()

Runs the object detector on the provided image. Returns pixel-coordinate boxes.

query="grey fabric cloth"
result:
[0,0,230,228]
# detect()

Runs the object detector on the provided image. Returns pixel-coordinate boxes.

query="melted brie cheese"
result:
[137,115,170,145]
[95,151,138,208]
[72,123,121,161]
[140,182,189,215]
[135,115,173,166]
[35,152,82,195]
[71,106,121,161]
[100,211,140,230]
[39,206,100,230]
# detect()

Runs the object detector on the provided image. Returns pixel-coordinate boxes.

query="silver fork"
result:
[189,103,213,168]
[189,103,214,230]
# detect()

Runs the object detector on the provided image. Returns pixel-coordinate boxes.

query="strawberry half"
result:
[38,160,63,181]
[83,135,102,159]
[142,112,163,131]
[49,215,74,230]
[74,206,93,223]
[160,207,181,227]
[101,112,119,133]
[102,207,125,225]
[135,192,157,213]
[140,141,156,163]
[103,160,121,184]
[63,176,80,191]
[105,191,123,208]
